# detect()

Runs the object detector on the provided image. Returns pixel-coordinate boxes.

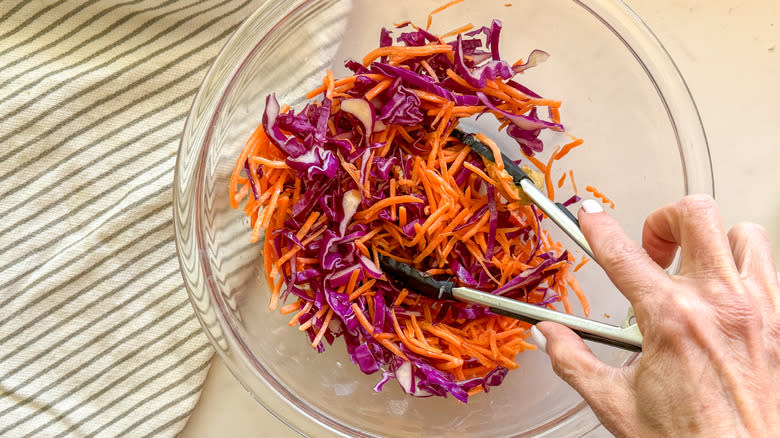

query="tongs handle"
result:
[452,286,642,352]
[379,255,643,352]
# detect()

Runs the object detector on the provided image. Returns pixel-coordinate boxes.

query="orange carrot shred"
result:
[229,21,597,401]
[295,212,320,241]
[554,138,584,160]
[344,268,361,299]
[353,195,423,221]
[569,169,578,194]
[426,0,465,30]
[325,69,335,99]
[299,304,329,331]
[279,301,302,315]
[462,161,498,187]
[475,132,503,170]
[393,288,409,306]
[288,301,313,326]
[311,309,334,347]
[362,45,453,66]
[438,23,474,40]
[586,185,615,209]
[557,172,567,189]
[574,256,590,272]
[349,280,376,301]
[419,60,439,81]
[365,79,393,101]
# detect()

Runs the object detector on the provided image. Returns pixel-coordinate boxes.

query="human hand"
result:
[532,195,780,437]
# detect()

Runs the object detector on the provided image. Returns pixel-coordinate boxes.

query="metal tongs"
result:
[379,130,643,352]
[379,255,642,352]
[451,129,594,259]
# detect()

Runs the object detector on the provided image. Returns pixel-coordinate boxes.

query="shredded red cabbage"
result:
[237,18,586,403]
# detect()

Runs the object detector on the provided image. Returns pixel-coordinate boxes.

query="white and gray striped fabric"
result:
[0,1,262,435]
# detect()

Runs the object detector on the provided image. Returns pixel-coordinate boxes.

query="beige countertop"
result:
[181,1,779,436]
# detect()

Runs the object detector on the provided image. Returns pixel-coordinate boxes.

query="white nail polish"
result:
[531,325,548,354]
[581,199,603,214]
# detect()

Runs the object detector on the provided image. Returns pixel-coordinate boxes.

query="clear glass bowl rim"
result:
[173,1,713,436]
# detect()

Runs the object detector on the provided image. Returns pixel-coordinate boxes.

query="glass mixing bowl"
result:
[173,0,713,436]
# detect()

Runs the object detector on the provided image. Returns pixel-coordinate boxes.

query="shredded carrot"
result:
[544,150,557,201]
[463,161,498,186]
[299,304,329,331]
[554,138,584,160]
[362,45,453,66]
[586,185,615,209]
[412,89,449,104]
[325,69,335,99]
[557,172,567,189]
[550,106,561,123]
[419,60,439,81]
[250,156,289,169]
[288,301,313,326]
[393,288,409,306]
[228,13,597,403]
[565,266,590,317]
[352,303,375,334]
[295,212,320,241]
[311,309,334,347]
[426,0,466,30]
[344,268,361,299]
[439,23,474,39]
[353,195,424,221]
[279,301,302,315]
[569,169,578,195]
[474,133,503,170]
[306,74,388,99]
[445,68,475,91]
[574,256,590,272]
[353,304,408,359]
[363,150,375,197]
[349,280,376,301]
[365,79,393,101]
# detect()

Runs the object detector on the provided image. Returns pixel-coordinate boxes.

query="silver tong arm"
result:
[452,286,642,352]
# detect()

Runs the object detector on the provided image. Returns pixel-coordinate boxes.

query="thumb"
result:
[533,322,635,431]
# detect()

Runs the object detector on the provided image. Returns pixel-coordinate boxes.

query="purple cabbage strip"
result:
[263,94,306,158]
[449,259,478,287]
[477,91,563,132]
[506,78,542,98]
[286,146,339,179]
[371,62,457,102]
[378,84,424,125]
[248,18,582,403]
[495,250,570,297]
[379,27,393,48]
[243,160,260,201]
[562,194,582,207]
[453,33,513,89]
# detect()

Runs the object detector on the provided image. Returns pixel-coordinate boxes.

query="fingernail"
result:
[531,325,548,354]
[581,199,603,214]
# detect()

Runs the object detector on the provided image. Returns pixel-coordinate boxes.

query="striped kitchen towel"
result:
[0,1,262,436]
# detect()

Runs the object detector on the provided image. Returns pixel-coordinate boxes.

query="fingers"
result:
[727,222,780,311]
[534,322,611,392]
[642,218,679,269]
[578,200,669,305]
[534,322,606,389]
[728,223,777,282]
[642,194,736,278]
[534,322,635,432]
